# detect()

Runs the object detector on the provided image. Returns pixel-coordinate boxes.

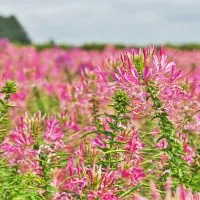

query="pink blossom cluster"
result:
[0,40,200,199]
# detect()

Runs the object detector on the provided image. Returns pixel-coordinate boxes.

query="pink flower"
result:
[57,84,71,105]
[63,178,87,195]
[126,136,145,153]
[155,139,168,149]
[18,149,41,174]
[114,67,140,85]
[65,112,81,131]
[8,116,34,147]
[1,144,24,164]
[1,143,41,174]
[170,66,182,82]
[183,144,195,164]
[44,117,64,143]
[122,167,145,185]
[153,53,176,73]
[143,66,152,81]
[175,186,193,200]
[134,193,147,200]
[92,135,107,148]
[150,181,160,200]
[10,128,34,146]
[54,192,73,200]
[88,190,120,200]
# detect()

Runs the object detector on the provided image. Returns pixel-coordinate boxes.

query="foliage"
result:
[0,81,16,142]
[0,15,31,44]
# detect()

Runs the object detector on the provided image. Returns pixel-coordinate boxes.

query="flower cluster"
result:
[0,41,200,199]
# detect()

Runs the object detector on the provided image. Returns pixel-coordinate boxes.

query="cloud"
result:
[0,0,200,44]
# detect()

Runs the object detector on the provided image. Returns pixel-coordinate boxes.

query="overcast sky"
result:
[0,0,200,45]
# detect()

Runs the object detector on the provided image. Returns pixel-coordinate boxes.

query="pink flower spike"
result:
[143,66,152,81]
[161,55,167,68]
[165,61,176,72]
[44,117,64,143]
[171,66,182,81]
[134,193,147,200]
[174,69,182,80]
[68,157,75,176]
[194,192,200,200]
[153,55,159,71]
[150,181,160,200]
[113,73,121,82]
[131,68,139,81]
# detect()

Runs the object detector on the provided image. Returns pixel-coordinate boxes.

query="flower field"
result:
[0,40,200,199]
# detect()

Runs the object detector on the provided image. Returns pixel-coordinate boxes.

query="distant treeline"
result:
[33,42,200,51]
[165,43,200,51]
[33,41,128,51]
